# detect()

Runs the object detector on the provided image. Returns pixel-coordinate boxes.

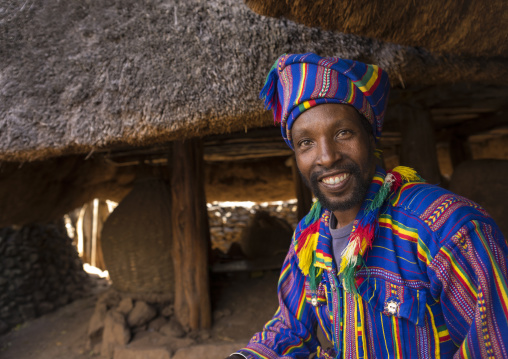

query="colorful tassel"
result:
[297,231,319,276]
[309,254,323,292]
[305,200,322,225]
[392,166,422,182]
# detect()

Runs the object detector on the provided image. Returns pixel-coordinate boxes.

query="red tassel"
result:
[390,172,403,193]
[296,220,320,255]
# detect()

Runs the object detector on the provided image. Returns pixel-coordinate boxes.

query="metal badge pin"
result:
[384,300,400,316]
[311,296,318,306]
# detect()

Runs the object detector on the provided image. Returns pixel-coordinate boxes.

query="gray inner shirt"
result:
[329,214,354,267]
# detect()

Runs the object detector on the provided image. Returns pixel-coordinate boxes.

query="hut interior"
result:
[0,0,507,357]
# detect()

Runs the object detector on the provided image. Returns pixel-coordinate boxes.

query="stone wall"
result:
[0,221,91,334]
[207,201,298,253]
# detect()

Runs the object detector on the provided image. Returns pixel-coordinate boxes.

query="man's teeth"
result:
[322,173,349,185]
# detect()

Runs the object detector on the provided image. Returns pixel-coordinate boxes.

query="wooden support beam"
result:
[170,139,212,331]
[451,111,508,138]
[397,104,442,185]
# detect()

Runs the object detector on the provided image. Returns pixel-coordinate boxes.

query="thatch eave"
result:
[1,0,507,162]
[244,0,508,58]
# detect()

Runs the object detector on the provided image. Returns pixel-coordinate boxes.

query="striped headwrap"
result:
[260,53,390,149]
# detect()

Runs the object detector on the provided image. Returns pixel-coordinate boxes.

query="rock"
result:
[148,316,168,332]
[200,330,211,340]
[57,294,69,307]
[166,337,196,352]
[101,310,131,359]
[19,304,36,320]
[161,304,173,317]
[88,302,107,339]
[114,347,171,359]
[92,343,102,355]
[159,317,185,338]
[98,290,122,308]
[4,258,14,268]
[127,301,157,327]
[132,324,147,334]
[33,290,45,302]
[130,331,172,347]
[28,253,39,263]
[117,297,133,315]
[0,319,9,335]
[0,222,91,333]
[213,308,231,321]
[65,284,77,293]
[239,211,293,259]
[172,343,247,359]
[37,302,54,315]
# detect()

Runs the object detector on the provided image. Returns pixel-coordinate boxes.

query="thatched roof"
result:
[244,0,508,57]
[1,0,507,162]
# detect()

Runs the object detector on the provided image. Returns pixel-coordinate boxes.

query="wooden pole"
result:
[397,104,442,185]
[94,200,109,271]
[170,139,212,330]
[91,199,99,267]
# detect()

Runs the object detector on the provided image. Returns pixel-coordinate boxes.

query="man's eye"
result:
[298,139,312,147]
[337,130,352,138]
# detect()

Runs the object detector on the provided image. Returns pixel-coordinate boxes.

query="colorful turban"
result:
[260,53,391,149]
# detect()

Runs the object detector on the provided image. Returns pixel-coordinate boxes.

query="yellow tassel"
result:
[392,166,421,182]
[298,233,319,276]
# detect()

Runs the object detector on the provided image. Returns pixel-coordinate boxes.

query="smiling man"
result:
[228,53,508,359]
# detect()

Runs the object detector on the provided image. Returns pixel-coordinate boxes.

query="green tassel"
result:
[366,182,391,212]
[340,256,364,295]
[308,252,323,292]
[305,200,322,225]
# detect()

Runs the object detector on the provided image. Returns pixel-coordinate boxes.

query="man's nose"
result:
[316,139,341,168]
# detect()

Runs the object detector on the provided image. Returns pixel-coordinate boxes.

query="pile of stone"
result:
[87,289,212,359]
[207,201,298,253]
[0,221,90,334]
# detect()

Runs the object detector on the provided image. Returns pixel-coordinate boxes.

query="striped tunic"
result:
[237,168,508,358]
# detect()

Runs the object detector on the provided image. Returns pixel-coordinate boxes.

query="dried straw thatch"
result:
[245,0,508,57]
[0,0,507,162]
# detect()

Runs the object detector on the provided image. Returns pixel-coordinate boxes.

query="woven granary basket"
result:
[101,178,174,298]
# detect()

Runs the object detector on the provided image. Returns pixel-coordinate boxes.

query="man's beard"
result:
[302,162,372,212]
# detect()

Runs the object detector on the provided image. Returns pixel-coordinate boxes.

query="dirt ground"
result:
[0,270,281,359]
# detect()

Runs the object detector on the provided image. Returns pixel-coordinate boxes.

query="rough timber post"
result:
[289,156,313,221]
[397,104,442,185]
[170,139,212,330]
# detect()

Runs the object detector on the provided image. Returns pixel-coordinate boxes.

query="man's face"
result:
[291,104,376,220]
